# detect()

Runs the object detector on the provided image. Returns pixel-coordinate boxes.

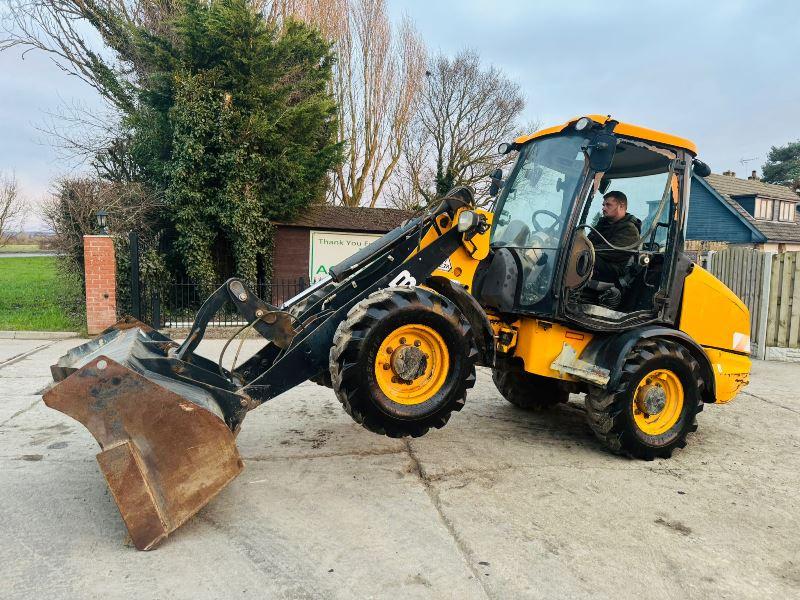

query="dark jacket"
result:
[588,213,641,276]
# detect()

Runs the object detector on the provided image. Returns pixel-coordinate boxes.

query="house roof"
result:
[703,173,800,243]
[705,173,800,202]
[275,205,414,233]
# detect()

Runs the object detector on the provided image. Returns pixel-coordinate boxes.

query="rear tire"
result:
[492,358,569,410]
[585,339,704,459]
[330,286,478,438]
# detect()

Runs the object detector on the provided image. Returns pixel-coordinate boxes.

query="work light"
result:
[574,117,591,131]
[457,210,479,232]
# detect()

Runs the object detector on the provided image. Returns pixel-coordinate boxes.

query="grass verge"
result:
[0,244,42,253]
[0,256,84,331]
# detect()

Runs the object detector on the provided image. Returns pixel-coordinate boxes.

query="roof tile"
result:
[276,205,414,233]
[705,173,800,201]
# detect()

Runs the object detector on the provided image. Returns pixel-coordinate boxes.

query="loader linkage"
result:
[43,192,474,550]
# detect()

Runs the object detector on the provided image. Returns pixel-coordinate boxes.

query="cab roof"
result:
[515,114,698,155]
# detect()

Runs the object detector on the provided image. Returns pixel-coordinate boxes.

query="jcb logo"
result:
[389,270,417,287]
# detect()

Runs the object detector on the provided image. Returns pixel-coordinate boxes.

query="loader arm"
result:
[175,202,474,409]
[242,217,464,404]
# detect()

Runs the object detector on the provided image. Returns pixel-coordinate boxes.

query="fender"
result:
[581,325,716,403]
[425,276,496,368]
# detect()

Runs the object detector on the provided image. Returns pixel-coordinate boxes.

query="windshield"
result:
[492,135,588,249]
[491,135,588,307]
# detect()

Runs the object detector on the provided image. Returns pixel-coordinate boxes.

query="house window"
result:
[755,198,796,222]
[779,201,796,222]
[755,198,773,220]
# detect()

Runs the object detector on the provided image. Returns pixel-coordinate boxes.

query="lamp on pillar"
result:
[96,209,109,234]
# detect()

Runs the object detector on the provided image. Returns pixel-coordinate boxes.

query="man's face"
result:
[602,197,625,221]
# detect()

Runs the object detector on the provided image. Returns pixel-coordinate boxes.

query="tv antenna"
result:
[739,156,758,171]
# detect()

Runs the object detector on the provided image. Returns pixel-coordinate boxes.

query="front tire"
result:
[330,286,478,438]
[585,339,704,459]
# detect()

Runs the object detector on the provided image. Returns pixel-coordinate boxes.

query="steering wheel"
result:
[531,209,561,234]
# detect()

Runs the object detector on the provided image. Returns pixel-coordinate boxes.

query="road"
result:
[1,337,798,599]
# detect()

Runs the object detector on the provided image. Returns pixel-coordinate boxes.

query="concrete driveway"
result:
[1,337,798,599]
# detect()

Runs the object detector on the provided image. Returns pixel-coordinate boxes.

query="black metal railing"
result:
[123,231,310,328]
[156,277,309,328]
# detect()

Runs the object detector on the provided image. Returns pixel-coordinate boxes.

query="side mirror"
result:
[692,159,711,178]
[584,132,617,173]
[488,168,504,197]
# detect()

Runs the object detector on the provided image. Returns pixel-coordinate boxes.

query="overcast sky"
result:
[2,0,799,229]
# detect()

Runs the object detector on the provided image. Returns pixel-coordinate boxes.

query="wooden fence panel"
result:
[789,256,800,348]
[708,247,766,354]
[750,251,761,332]
[766,254,780,346]
[762,251,800,350]
[778,254,792,346]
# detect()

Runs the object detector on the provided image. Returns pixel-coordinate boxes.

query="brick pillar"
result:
[84,235,117,335]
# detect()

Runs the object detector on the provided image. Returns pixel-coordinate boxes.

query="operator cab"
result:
[569,137,679,324]
[478,115,696,331]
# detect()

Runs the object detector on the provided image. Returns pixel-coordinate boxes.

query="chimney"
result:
[748,170,759,181]
[722,170,737,177]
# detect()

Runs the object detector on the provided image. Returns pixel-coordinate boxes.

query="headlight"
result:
[457,210,479,232]
[498,142,513,155]
[574,117,591,131]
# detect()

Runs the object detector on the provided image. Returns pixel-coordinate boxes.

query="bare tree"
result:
[0,1,184,111]
[42,177,161,275]
[1,1,185,174]
[386,49,526,210]
[0,173,25,247]
[277,0,426,207]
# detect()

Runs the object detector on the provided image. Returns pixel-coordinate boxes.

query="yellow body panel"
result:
[515,114,698,155]
[679,266,751,403]
[703,348,750,404]
[680,266,750,350]
[430,209,493,292]
[509,319,594,381]
[415,211,454,251]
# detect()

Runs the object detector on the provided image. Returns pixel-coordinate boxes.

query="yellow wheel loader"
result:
[44,115,751,549]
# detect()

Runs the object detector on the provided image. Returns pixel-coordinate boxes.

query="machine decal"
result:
[437,258,453,272]
[390,270,417,287]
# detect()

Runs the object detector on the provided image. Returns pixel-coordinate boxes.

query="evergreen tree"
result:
[128,1,341,284]
[762,140,800,193]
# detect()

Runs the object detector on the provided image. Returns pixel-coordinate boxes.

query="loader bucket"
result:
[43,323,245,550]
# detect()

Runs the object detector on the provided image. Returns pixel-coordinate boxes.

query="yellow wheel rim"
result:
[632,369,684,436]
[374,324,450,405]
